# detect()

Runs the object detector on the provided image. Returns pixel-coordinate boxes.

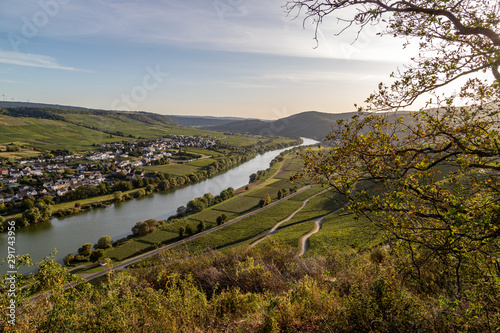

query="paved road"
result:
[63,185,314,288]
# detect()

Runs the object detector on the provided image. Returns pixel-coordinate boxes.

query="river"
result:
[0,138,318,273]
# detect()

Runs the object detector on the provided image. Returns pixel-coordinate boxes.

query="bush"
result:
[89,249,105,263]
[134,189,146,198]
[63,253,74,266]
[78,243,92,257]
[73,254,88,262]
[216,214,227,225]
[95,235,113,249]
[6,144,20,152]
[185,224,195,236]
[113,191,123,202]
[132,219,160,236]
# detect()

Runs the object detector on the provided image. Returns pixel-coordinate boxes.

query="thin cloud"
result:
[0,50,87,71]
[245,71,382,84]
[0,0,412,62]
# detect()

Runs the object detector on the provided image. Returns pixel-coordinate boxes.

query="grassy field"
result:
[288,185,325,201]
[0,109,299,153]
[0,116,125,151]
[279,190,347,228]
[105,148,379,264]
[182,199,305,252]
[306,210,384,255]
[185,158,217,167]
[142,163,200,176]
[256,220,316,250]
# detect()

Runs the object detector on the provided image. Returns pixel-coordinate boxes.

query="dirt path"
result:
[296,205,348,257]
[248,198,311,248]
[297,217,323,257]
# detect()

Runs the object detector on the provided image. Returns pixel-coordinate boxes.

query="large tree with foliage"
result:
[288,0,500,291]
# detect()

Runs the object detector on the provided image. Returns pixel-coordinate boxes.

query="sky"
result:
[0,0,415,119]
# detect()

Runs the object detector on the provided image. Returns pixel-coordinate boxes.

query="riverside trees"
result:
[288,0,500,291]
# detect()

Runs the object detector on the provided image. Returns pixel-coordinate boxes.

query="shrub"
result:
[63,253,74,266]
[95,235,113,249]
[77,243,92,257]
[134,189,146,198]
[216,214,228,225]
[89,249,105,263]
[185,224,195,236]
[132,219,160,236]
[197,221,205,233]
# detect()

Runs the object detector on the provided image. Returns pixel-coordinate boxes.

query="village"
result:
[0,135,218,205]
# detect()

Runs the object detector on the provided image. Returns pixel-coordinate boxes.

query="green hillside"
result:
[0,107,281,152]
[204,110,415,141]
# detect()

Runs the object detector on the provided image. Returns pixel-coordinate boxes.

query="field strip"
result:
[46,185,315,296]
[297,204,349,257]
[247,189,327,248]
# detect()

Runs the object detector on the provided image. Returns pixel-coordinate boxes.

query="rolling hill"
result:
[166,115,253,127]
[0,104,261,152]
[201,111,416,141]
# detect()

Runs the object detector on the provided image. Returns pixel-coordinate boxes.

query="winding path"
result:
[248,199,311,248]
[296,205,348,257]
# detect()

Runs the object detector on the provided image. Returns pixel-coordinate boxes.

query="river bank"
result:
[0,138,318,274]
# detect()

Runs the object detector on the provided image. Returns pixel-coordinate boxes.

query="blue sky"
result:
[0,0,413,119]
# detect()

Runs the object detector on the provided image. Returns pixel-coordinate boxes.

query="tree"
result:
[187,199,205,213]
[203,192,214,206]
[132,219,159,236]
[6,144,20,152]
[113,191,123,202]
[63,253,74,266]
[197,221,205,233]
[264,193,271,206]
[157,179,170,191]
[176,205,187,217]
[290,0,500,290]
[178,226,185,238]
[78,243,93,257]
[216,213,228,225]
[134,189,146,198]
[95,235,113,249]
[286,1,500,107]
[89,249,106,263]
[185,224,195,236]
[20,202,52,226]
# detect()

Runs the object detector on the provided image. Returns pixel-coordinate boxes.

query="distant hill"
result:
[0,105,188,151]
[0,101,103,111]
[202,110,416,141]
[166,115,255,127]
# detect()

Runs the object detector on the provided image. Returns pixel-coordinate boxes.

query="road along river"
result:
[0,138,318,273]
